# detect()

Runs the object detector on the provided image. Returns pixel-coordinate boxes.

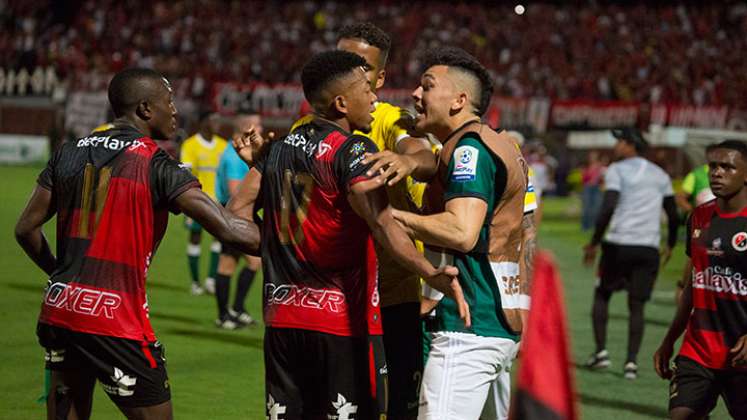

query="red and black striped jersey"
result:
[682,200,747,370]
[37,124,199,341]
[254,119,381,337]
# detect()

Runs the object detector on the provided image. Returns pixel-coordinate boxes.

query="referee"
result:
[583,128,679,380]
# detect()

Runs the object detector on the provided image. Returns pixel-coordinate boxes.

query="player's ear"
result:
[333,95,348,116]
[375,69,386,91]
[135,101,151,121]
[450,91,468,115]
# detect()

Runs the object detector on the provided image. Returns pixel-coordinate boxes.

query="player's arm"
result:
[175,188,260,255]
[582,189,619,266]
[226,167,262,222]
[15,185,57,275]
[654,259,693,379]
[675,172,695,213]
[518,210,537,328]
[363,137,437,186]
[392,197,487,253]
[348,181,469,326]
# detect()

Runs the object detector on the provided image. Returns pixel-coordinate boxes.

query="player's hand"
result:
[653,340,674,379]
[729,334,747,367]
[363,151,417,186]
[233,126,276,166]
[423,265,471,328]
[582,243,598,267]
[660,246,673,267]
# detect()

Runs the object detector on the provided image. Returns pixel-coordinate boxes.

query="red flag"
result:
[512,251,578,420]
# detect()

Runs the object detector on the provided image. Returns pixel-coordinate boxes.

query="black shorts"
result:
[264,327,386,420]
[219,240,242,258]
[598,242,659,301]
[669,356,747,418]
[382,302,423,419]
[37,323,170,408]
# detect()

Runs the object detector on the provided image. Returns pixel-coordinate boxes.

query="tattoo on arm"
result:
[520,212,537,294]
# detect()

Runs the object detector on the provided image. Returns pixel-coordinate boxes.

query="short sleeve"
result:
[604,164,621,191]
[444,136,502,203]
[37,146,61,190]
[150,149,201,213]
[334,135,379,190]
[524,167,538,214]
[386,108,410,149]
[179,140,197,172]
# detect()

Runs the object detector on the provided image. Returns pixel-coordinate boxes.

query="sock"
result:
[215,273,231,320]
[627,298,645,364]
[187,244,201,284]
[592,287,611,354]
[207,242,221,281]
[233,268,256,314]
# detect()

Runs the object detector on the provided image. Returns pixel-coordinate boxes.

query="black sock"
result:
[592,288,611,354]
[215,273,231,319]
[627,298,645,364]
[232,268,256,314]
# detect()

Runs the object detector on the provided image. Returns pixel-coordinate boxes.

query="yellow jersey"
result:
[179,133,228,200]
[291,102,423,306]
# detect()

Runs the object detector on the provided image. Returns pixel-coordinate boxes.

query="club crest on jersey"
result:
[350,141,366,156]
[732,232,747,252]
[452,145,478,182]
[708,238,724,256]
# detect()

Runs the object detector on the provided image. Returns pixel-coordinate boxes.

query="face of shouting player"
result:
[341,67,376,133]
[412,65,461,139]
[148,78,178,141]
[708,148,747,199]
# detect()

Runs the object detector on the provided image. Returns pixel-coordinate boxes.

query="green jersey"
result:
[433,135,519,341]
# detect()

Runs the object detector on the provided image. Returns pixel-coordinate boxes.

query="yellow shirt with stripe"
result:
[291,102,423,306]
[179,133,228,200]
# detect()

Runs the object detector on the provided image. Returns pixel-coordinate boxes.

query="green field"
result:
[0,165,729,419]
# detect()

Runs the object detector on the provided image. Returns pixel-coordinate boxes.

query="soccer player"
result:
[213,113,264,329]
[390,47,530,420]
[14,68,261,420]
[232,50,468,420]
[180,111,228,295]
[583,128,679,379]
[286,22,440,418]
[654,140,747,420]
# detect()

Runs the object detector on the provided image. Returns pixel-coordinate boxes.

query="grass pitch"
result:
[0,165,729,419]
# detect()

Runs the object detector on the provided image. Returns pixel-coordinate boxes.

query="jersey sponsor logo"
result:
[265,284,347,313]
[284,132,329,158]
[44,282,122,319]
[693,265,747,296]
[102,367,137,397]
[350,141,366,156]
[267,394,287,420]
[693,229,701,239]
[732,232,747,252]
[317,141,332,158]
[708,237,724,256]
[329,393,358,420]
[452,145,478,182]
[76,135,145,151]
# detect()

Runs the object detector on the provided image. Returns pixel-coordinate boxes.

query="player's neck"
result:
[113,116,149,137]
[719,190,747,214]
[199,131,214,142]
[316,114,352,133]
[440,114,481,142]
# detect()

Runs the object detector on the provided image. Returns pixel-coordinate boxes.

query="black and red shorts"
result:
[669,356,747,418]
[37,322,170,408]
[264,327,387,420]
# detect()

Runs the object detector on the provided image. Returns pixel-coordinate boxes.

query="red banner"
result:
[550,99,639,129]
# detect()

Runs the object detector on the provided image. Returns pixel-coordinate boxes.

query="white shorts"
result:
[418,331,518,420]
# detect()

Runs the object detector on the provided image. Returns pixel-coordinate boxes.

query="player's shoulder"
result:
[181,135,199,147]
[291,114,315,132]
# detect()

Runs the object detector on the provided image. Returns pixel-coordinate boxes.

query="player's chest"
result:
[696,218,747,263]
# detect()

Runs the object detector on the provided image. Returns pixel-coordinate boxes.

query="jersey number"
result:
[279,170,314,245]
[79,163,112,239]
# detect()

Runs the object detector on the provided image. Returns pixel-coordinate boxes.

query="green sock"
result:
[187,244,201,284]
[207,242,221,280]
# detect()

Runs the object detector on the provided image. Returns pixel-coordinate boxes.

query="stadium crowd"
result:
[3,0,747,107]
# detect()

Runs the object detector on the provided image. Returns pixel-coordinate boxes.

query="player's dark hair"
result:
[107,68,165,117]
[706,140,747,162]
[301,50,367,107]
[421,47,494,117]
[338,22,391,58]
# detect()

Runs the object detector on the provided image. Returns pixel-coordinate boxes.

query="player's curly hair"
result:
[706,140,747,161]
[337,22,391,57]
[301,50,367,107]
[421,47,494,117]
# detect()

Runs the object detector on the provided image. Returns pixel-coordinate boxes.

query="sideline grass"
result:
[0,165,729,419]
